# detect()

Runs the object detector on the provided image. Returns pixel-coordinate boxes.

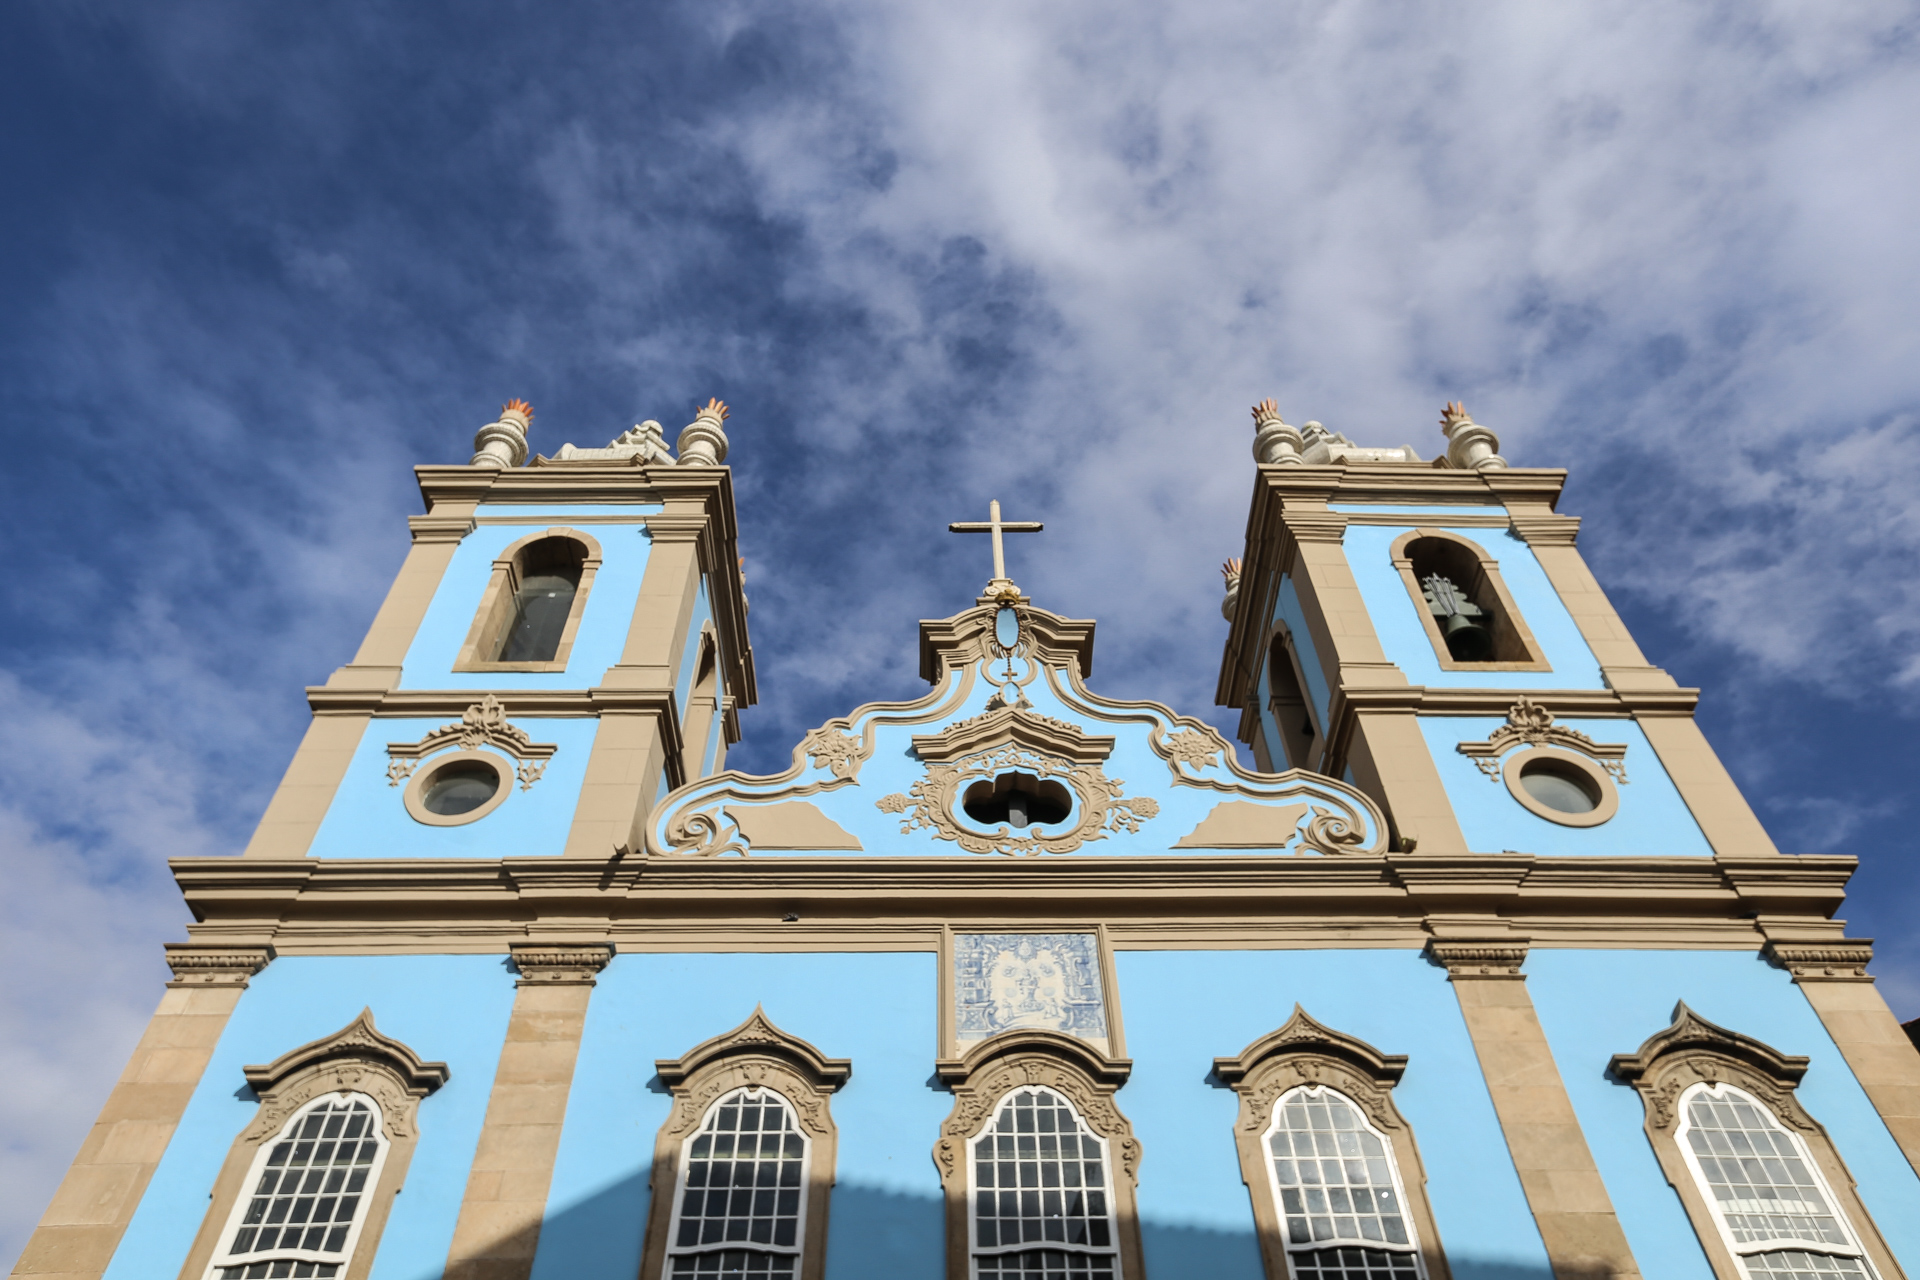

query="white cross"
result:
[949,500,1043,589]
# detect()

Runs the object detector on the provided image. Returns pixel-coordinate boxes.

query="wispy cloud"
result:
[4,0,1918,1264]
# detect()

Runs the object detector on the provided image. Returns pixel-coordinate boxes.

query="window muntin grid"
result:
[1676,1083,1873,1279]
[211,1094,385,1279]
[665,1087,809,1276]
[969,1086,1117,1271]
[1264,1086,1423,1280]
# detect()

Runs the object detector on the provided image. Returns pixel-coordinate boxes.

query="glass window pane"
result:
[1265,1088,1416,1260]
[224,1096,383,1265]
[668,1089,807,1271]
[1683,1087,1856,1252]
[970,1087,1117,1274]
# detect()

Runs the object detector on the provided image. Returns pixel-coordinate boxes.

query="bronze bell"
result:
[1441,612,1495,662]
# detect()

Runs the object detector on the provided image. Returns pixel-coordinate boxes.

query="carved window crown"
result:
[1215,1008,1448,1280]
[1610,1005,1894,1280]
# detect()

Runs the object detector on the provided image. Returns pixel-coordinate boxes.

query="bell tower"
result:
[1218,399,1777,861]
[241,397,754,864]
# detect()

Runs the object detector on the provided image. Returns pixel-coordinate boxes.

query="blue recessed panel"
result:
[102,956,515,1280]
[398,517,655,690]
[307,717,599,857]
[1420,717,1712,857]
[1340,524,1604,689]
[1117,949,1552,1280]
[1526,950,1920,1280]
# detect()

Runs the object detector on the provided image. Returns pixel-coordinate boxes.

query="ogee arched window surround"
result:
[453,527,603,673]
[934,1030,1145,1280]
[1387,529,1549,672]
[177,1011,449,1280]
[1214,1008,1450,1280]
[1610,1005,1902,1280]
[641,1009,850,1280]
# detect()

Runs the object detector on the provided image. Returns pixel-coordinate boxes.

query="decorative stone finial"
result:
[677,397,731,466]
[1220,558,1243,620]
[1251,399,1305,465]
[1440,401,1506,471]
[471,399,533,468]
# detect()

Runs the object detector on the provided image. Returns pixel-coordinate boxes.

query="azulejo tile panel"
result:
[954,932,1108,1053]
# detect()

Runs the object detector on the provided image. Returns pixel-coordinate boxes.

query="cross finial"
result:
[948,499,1044,602]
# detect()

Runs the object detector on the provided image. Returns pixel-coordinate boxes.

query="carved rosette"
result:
[165,945,275,988]
[877,742,1158,857]
[1456,697,1628,783]
[799,725,871,780]
[509,943,614,986]
[1156,727,1223,774]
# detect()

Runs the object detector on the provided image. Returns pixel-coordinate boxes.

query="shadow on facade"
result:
[434,1175,1558,1280]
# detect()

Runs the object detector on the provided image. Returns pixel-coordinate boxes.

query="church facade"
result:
[15,398,1920,1280]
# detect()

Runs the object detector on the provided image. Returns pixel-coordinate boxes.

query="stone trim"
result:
[452,527,605,673]
[1214,1008,1451,1280]
[1765,940,1876,983]
[508,942,613,986]
[175,1011,448,1280]
[1426,940,1530,980]
[639,1009,850,1280]
[164,945,274,988]
[1609,1005,1904,1280]
[911,706,1116,765]
[931,1030,1144,1280]
[1388,528,1552,673]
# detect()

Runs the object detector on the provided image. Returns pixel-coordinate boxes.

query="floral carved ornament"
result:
[877,742,1158,857]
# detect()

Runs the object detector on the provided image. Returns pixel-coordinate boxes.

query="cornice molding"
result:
[243,1008,450,1097]
[407,515,477,544]
[654,1006,852,1091]
[910,706,1116,765]
[1213,1005,1408,1086]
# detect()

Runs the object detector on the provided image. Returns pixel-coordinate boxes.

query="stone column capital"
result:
[164,944,275,988]
[509,943,614,987]
[1426,938,1530,980]
[1764,940,1875,983]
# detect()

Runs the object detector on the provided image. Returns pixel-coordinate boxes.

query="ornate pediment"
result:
[1457,697,1628,782]
[646,598,1389,858]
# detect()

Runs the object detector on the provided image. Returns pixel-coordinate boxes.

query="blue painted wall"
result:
[104,956,515,1280]
[307,717,599,858]
[531,952,948,1280]
[1419,717,1712,857]
[674,575,713,719]
[1527,950,1920,1280]
[398,511,657,690]
[1338,523,1604,690]
[1117,949,1552,1280]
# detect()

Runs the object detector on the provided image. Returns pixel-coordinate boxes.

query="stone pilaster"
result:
[1429,940,1642,1280]
[442,945,612,1280]
[1764,938,1920,1179]
[10,948,271,1280]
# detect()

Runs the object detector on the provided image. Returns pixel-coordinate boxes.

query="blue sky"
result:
[3,0,1917,1264]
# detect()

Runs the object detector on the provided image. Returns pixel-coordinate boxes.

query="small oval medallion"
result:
[995,607,1020,649]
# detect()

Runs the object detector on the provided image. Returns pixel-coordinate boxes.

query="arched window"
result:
[454,528,602,672]
[970,1086,1118,1278]
[935,1031,1144,1280]
[1216,1008,1449,1280]
[1611,1005,1900,1280]
[1262,1086,1422,1280]
[1676,1083,1874,1280]
[642,1010,849,1280]
[177,1011,449,1280]
[664,1087,811,1277]
[680,628,725,782]
[1265,627,1319,771]
[209,1094,389,1279]
[1388,530,1548,671]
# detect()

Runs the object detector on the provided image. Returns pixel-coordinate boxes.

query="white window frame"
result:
[662,1084,813,1276]
[1262,1084,1426,1280]
[1673,1082,1877,1280]
[203,1091,391,1280]
[966,1084,1121,1277]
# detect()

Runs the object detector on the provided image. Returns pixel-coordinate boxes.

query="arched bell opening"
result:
[1392,531,1547,669]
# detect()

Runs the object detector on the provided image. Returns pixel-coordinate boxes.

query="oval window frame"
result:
[1501,746,1618,827]
[403,750,512,827]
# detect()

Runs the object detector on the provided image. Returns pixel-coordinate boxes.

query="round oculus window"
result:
[402,750,513,826]
[1500,747,1619,827]
[422,760,501,816]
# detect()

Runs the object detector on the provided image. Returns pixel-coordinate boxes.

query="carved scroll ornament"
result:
[1457,697,1628,783]
[241,1009,449,1144]
[386,695,557,791]
[877,742,1158,857]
